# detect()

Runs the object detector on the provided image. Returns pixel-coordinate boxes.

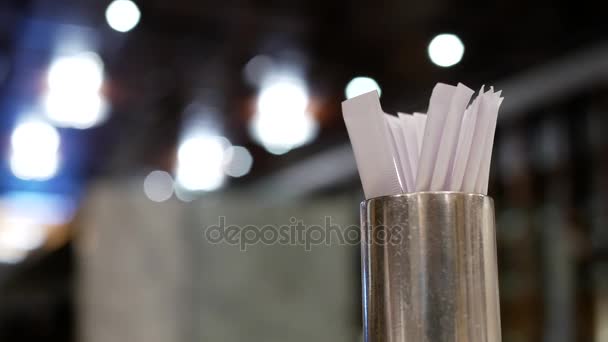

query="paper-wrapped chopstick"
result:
[342,91,404,199]
[342,82,503,199]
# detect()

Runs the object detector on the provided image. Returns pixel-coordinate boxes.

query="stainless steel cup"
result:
[360,192,501,342]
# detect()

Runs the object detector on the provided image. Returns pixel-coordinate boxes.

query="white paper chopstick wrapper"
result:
[386,115,414,192]
[342,90,404,199]
[428,83,474,190]
[396,113,420,193]
[415,83,457,191]
[461,89,498,193]
[449,86,483,190]
[476,92,503,194]
[413,113,427,154]
[342,82,503,199]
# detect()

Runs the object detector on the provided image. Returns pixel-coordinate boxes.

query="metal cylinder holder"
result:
[360,192,501,342]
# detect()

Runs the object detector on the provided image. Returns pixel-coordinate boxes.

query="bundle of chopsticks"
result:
[342,83,503,199]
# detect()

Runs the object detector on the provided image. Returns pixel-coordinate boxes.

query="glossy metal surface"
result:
[360,192,501,342]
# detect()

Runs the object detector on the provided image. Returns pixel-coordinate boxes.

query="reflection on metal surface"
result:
[361,192,500,342]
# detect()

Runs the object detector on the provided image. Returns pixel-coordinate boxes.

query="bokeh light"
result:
[223,146,253,177]
[427,33,465,67]
[173,185,197,202]
[243,55,275,87]
[105,0,141,33]
[47,52,103,93]
[0,246,27,264]
[250,77,318,154]
[0,217,45,253]
[10,120,60,181]
[0,191,73,264]
[143,170,174,202]
[175,135,229,192]
[257,79,308,116]
[345,76,381,99]
[45,52,108,129]
[44,92,108,129]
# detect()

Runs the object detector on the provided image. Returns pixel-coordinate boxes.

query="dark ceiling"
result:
[0,0,606,196]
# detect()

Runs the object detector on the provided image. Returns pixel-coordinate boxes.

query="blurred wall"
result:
[76,181,189,342]
[76,180,360,342]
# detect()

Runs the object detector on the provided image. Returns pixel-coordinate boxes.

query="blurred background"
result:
[0,0,606,341]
